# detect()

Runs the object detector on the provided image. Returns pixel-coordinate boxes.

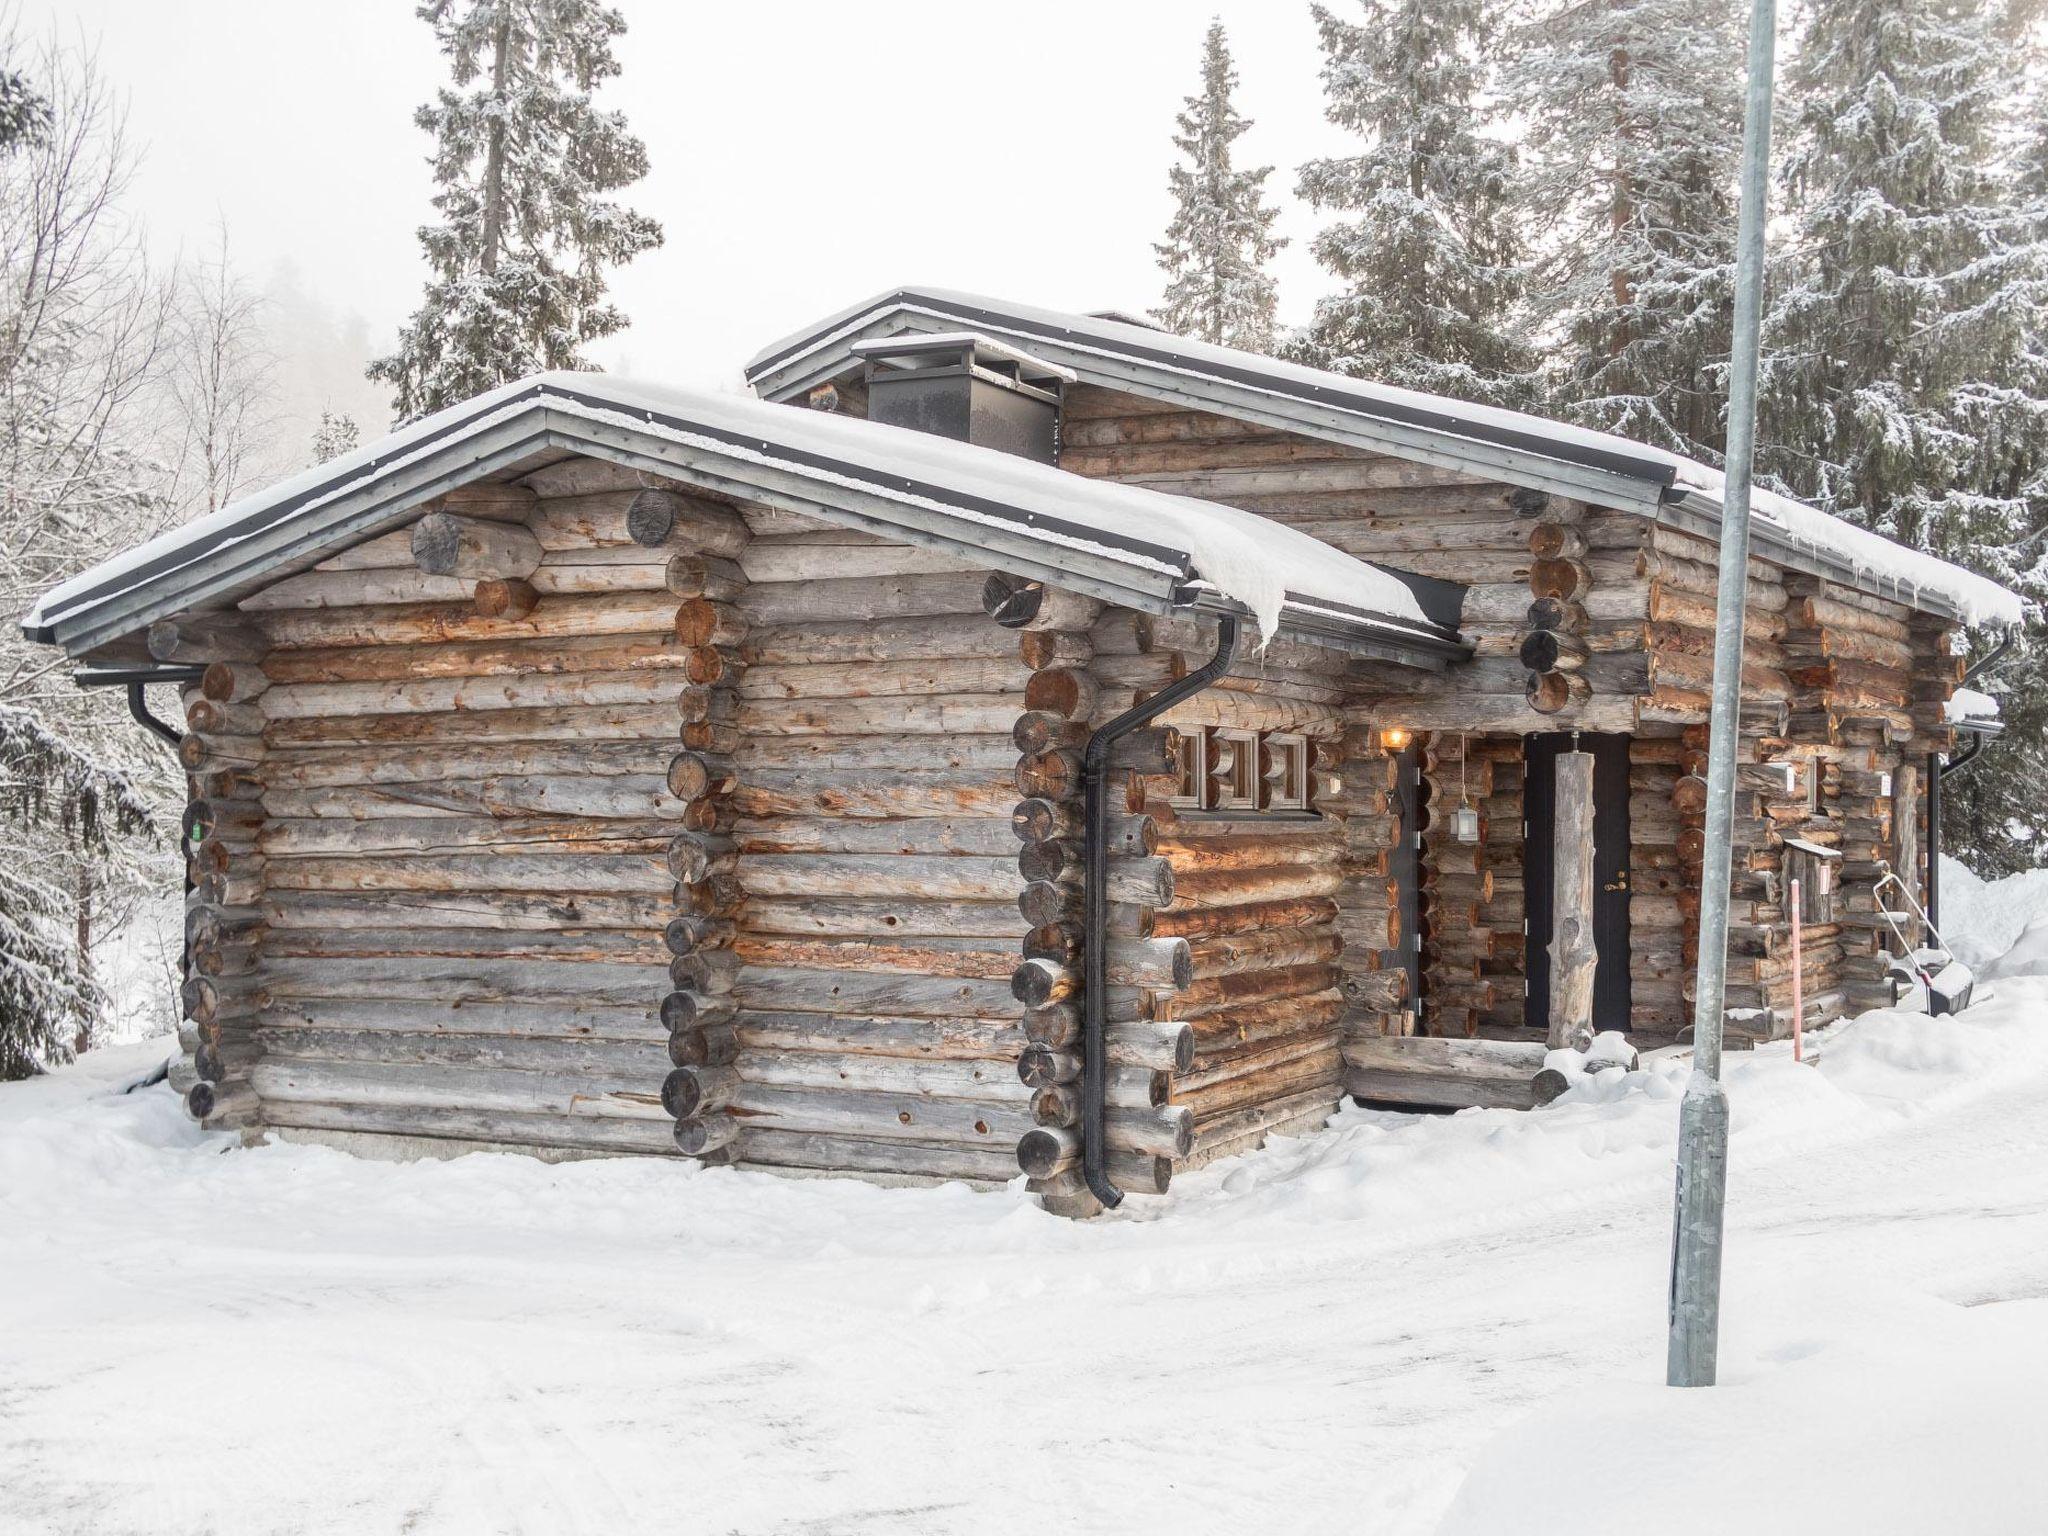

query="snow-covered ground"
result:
[7,878,2048,1533]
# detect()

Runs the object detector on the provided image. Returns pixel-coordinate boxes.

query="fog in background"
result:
[33,0,1351,454]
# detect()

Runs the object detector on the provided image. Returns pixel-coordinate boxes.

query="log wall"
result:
[707,519,1047,1184]
[216,469,718,1155]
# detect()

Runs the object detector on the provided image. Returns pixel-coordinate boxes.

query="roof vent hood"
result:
[852,332,1074,464]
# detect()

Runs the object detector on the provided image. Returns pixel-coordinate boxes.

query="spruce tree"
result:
[370,0,663,421]
[1505,0,1746,457]
[1759,0,2044,568]
[1291,0,1531,404]
[1151,21,1286,352]
[311,409,360,464]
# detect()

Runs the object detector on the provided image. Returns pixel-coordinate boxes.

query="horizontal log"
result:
[251,1059,669,1120]
[254,589,685,648]
[411,513,542,579]
[740,657,1030,701]
[731,966,1018,1018]
[263,853,672,896]
[263,890,665,933]
[263,776,677,822]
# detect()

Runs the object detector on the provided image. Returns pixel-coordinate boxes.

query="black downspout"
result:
[126,682,182,749]
[1080,611,1241,1209]
[1929,630,2020,929]
[1926,750,1941,935]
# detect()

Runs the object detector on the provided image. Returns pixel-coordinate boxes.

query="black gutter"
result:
[1080,612,1241,1209]
[73,665,203,746]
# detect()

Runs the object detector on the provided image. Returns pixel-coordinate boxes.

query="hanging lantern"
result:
[1380,726,1410,752]
[1451,804,1481,844]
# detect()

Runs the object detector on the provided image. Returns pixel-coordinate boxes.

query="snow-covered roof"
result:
[23,373,1462,666]
[746,287,2024,628]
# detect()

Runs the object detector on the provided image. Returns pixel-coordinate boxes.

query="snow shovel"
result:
[1872,869,1973,1016]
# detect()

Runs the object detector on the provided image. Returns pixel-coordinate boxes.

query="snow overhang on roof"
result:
[23,373,1466,670]
[745,287,2025,629]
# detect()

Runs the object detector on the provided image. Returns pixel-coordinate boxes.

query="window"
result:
[1168,726,1318,815]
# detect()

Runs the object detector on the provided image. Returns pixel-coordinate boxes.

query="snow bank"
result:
[1938,855,2048,970]
[1436,1294,2048,1536]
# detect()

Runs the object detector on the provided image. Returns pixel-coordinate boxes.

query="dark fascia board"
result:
[747,291,1992,627]
[33,380,1460,669]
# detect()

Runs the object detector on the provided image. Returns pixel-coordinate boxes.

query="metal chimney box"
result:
[853,332,1070,464]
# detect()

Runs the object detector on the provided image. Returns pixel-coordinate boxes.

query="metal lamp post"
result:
[1667,0,1779,1389]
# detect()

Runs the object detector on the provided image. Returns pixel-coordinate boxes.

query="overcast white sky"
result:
[35,0,1355,432]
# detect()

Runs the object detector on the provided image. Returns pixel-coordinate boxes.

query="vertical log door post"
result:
[1548,749,1597,1052]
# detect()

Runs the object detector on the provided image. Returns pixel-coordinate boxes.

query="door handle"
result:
[1603,875,1629,892]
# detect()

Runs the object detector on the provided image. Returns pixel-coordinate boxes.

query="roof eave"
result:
[1662,487,1992,627]
[744,294,1677,519]
[36,395,1456,664]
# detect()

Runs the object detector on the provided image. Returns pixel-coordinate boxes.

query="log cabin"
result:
[24,287,2020,1216]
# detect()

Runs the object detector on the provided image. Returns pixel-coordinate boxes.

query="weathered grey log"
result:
[257,955,669,1005]
[149,614,266,663]
[410,512,544,579]
[981,572,1104,632]
[185,1079,260,1125]
[666,751,737,802]
[668,949,739,994]
[673,1116,738,1156]
[256,1028,672,1079]
[261,666,682,720]
[739,657,1030,702]
[739,897,1019,938]
[738,540,976,583]
[660,990,735,1033]
[253,590,683,650]
[732,966,1017,1018]
[663,913,736,955]
[737,571,988,625]
[261,738,670,790]
[666,1024,739,1069]
[252,1059,670,1120]
[263,1100,675,1155]
[734,1009,1022,1062]
[743,614,1026,665]
[1548,748,1598,1051]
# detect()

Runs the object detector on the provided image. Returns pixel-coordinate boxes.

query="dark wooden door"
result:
[1524,733,1633,1037]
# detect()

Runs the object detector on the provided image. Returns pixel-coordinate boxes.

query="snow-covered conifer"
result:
[1505,0,1745,456]
[1,28,175,1073]
[1152,21,1286,352]
[1292,0,1531,403]
[311,409,359,464]
[370,0,663,421]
